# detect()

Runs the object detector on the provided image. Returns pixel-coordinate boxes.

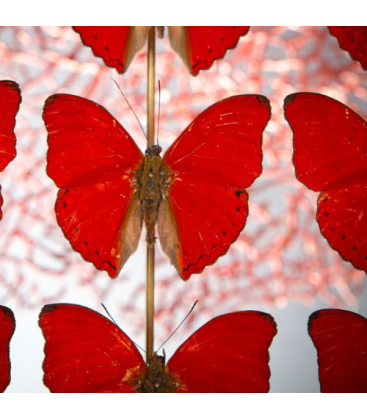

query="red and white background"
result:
[0,26,366,392]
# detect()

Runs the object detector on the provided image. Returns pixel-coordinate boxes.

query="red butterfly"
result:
[0,80,21,221]
[0,305,15,393]
[308,309,367,392]
[73,26,249,75]
[39,303,276,393]
[43,94,270,279]
[328,26,367,70]
[284,93,367,274]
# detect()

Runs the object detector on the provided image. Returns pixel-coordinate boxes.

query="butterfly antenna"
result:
[111,78,148,141]
[157,79,161,146]
[156,300,198,353]
[101,303,146,354]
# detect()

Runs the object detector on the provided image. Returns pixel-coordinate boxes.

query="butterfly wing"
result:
[39,303,145,392]
[43,94,144,277]
[308,309,367,392]
[166,311,276,393]
[159,95,270,279]
[73,26,148,73]
[328,26,367,70]
[284,92,367,273]
[0,80,21,221]
[0,305,15,392]
[168,26,249,75]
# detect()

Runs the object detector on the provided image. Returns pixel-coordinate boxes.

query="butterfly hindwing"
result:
[168,26,250,75]
[0,305,15,393]
[308,309,367,392]
[167,311,277,393]
[0,80,21,221]
[284,92,367,273]
[39,304,145,392]
[329,26,367,70]
[43,94,144,277]
[160,95,270,279]
[73,26,148,73]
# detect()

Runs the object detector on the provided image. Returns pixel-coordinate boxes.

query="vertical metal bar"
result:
[146,26,156,362]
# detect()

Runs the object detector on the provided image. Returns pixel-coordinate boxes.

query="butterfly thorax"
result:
[131,352,182,393]
[134,145,175,246]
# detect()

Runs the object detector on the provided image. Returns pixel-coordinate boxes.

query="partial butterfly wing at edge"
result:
[328,26,367,70]
[168,26,250,75]
[159,95,270,279]
[0,80,21,221]
[39,304,145,392]
[73,26,148,73]
[308,309,367,392]
[43,94,144,277]
[167,311,277,392]
[284,92,367,274]
[0,305,15,393]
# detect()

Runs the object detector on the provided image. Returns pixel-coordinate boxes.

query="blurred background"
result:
[0,26,366,392]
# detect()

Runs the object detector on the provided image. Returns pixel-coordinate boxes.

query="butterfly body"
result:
[134,145,174,246]
[131,352,181,393]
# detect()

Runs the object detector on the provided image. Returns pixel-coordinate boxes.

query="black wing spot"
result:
[365,256,367,260]
[351,38,354,42]
[84,242,88,246]
[232,222,235,226]
[341,26,345,29]
[106,260,117,270]
[362,49,366,54]
[105,46,109,50]
[199,254,204,259]
[353,246,357,252]
[232,26,236,29]
[96,251,100,255]
[342,234,346,240]
[222,231,226,236]
[208,48,212,53]
[66,219,70,222]
[221,38,224,42]
[234,190,243,197]
[94,35,97,39]
[322,196,328,202]
[64,190,69,194]
[62,203,67,208]
[236,207,241,213]
[212,244,216,249]
[325,212,329,217]
[331,227,335,232]
[75,228,79,232]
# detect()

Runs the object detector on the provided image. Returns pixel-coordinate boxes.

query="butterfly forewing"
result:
[167,311,277,393]
[43,94,144,277]
[160,95,270,279]
[329,26,367,70]
[73,26,148,73]
[308,309,367,392]
[39,304,145,392]
[0,305,15,392]
[168,26,249,75]
[284,92,367,273]
[0,80,21,220]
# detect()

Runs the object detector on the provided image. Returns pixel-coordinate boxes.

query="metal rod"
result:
[146,26,156,362]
